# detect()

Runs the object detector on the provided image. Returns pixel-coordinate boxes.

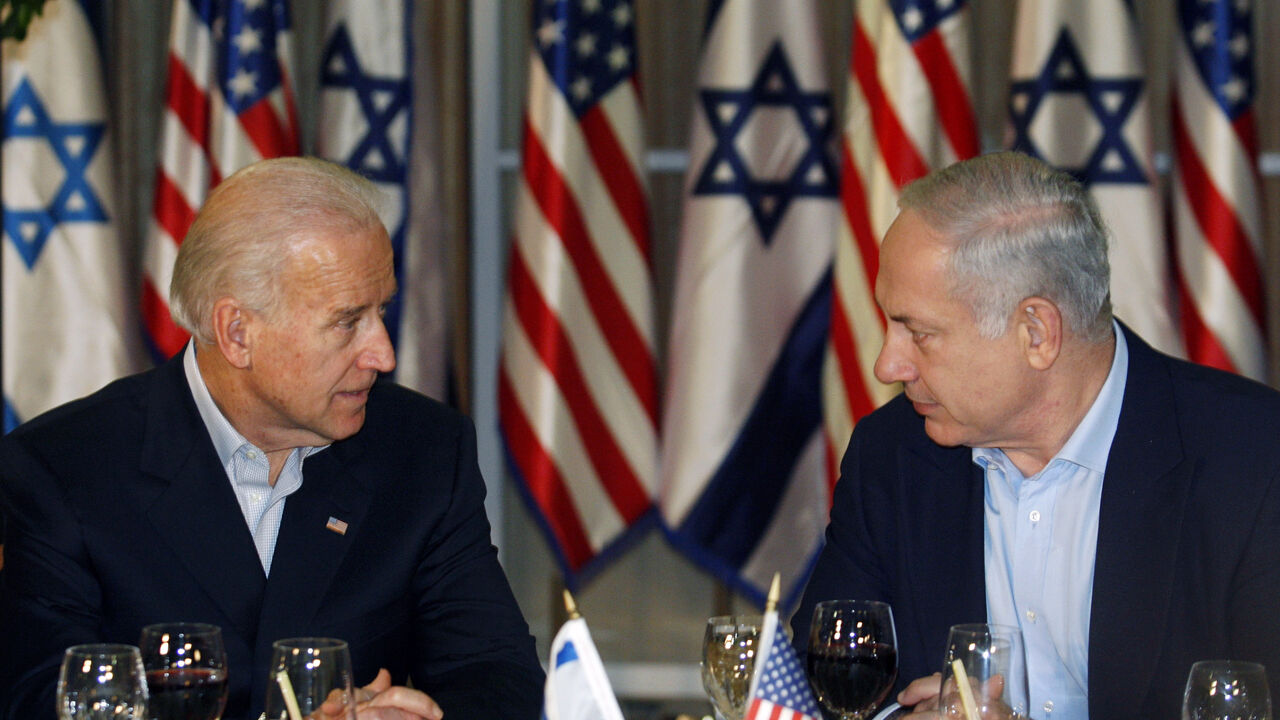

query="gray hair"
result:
[898,151,1112,343]
[170,157,387,344]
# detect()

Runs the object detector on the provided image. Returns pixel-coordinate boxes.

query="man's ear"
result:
[1017,297,1062,371]
[210,297,252,369]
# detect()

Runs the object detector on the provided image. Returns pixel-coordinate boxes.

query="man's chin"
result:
[922,418,966,448]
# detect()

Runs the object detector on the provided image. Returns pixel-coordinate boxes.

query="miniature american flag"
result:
[744,629,821,720]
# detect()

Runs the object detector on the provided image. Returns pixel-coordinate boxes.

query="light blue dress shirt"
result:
[974,324,1128,719]
[183,343,325,576]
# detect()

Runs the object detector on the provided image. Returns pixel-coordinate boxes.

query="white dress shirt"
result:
[183,343,325,576]
[974,323,1128,719]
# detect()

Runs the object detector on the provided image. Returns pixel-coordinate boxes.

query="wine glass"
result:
[1183,660,1272,720]
[805,600,898,720]
[263,638,356,720]
[701,616,762,720]
[57,644,149,720]
[937,624,1030,719]
[138,623,228,720]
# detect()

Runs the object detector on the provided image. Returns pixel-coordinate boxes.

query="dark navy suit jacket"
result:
[793,324,1280,719]
[0,355,543,720]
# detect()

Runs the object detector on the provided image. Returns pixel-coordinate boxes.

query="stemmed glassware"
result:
[57,644,149,720]
[805,600,898,720]
[937,624,1030,719]
[263,638,357,720]
[1182,660,1272,720]
[138,623,229,720]
[701,616,762,720]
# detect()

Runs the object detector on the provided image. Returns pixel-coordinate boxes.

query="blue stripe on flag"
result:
[3,397,20,434]
[554,641,580,669]
[673,268,831,569]
[702,0,726,39]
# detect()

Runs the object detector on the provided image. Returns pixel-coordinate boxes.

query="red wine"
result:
[807,643,898,717]
[145,668,228,720]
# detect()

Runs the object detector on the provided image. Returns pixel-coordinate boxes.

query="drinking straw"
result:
[275,670,303,720]
[951,659,981,720]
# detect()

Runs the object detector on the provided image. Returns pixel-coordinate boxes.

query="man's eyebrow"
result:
[330,305,368,321]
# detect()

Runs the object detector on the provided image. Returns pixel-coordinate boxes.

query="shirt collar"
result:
[1054,320,1128,473]
[183,343,326,473]
[974,319,1129,476]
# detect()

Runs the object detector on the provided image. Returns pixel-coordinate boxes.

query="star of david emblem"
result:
[693,42,838,245]
[3,78,109,270]
[1008,28,1145,185]
[320,24,410,184]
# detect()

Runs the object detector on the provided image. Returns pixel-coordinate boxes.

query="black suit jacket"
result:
[793,325,1280,719]
[0,355,544,720]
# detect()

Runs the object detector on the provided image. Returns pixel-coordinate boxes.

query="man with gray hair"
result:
[793,152,1280,719]
[0,157,543,720]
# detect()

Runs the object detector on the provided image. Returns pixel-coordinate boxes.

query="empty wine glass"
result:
[57,644,149,720]
[263,638,356,720]
[701,616,762,720]
[806,600,898,720]
[139,623,228,720]
[938,624,1030,719]
[1183,660,1272,720]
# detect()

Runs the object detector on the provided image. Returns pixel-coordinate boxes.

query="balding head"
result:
[169,157,387,344]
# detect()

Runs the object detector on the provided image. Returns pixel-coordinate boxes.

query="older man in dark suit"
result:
[0,158,543,720]
[793,152,1280,719]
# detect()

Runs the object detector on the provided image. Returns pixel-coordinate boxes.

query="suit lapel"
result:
[256,440,372,641]
[901,438,987,665]
[139,356,267,641]
[1088,327,1194,715]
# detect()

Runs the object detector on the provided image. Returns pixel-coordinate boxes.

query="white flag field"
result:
[2,0,142,431]
[317,0,451,399]
[660,0,839,609]
[1008,0,1181,356]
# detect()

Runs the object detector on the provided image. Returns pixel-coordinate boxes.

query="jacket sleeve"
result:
[407,416,544,718]
[0,437,106,720]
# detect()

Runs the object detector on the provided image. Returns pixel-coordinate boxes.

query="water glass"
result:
[937,624,1030,719]
[701,616,762,720]
[1183,660,1272,720]
[263,638,356,720]
[57,644,149,720]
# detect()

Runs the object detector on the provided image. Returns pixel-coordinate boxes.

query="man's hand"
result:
[319,669,443,720]
[898,672,942,717]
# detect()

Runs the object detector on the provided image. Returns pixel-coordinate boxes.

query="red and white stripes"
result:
[499,0,656,579]
[823,0,978,486]
[1170,0,1266,380]
[143,0,299,358]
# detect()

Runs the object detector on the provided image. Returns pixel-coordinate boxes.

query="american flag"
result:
[744,611,821,720]
[142,0,300,359]
[499,0,657,583]
[823,0,978,489]
[1170,0,1266,380]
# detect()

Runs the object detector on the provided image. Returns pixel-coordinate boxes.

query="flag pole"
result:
[562,588,581,620]
[764,573,781,614]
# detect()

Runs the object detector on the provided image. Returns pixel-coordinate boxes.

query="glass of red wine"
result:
[139,623,229,720]
[806,600,898,720]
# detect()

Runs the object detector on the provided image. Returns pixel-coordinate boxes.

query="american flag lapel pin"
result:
[325,516,349,536]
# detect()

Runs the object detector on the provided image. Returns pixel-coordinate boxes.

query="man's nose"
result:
[360,318,397,374]
[873,330,917,385]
